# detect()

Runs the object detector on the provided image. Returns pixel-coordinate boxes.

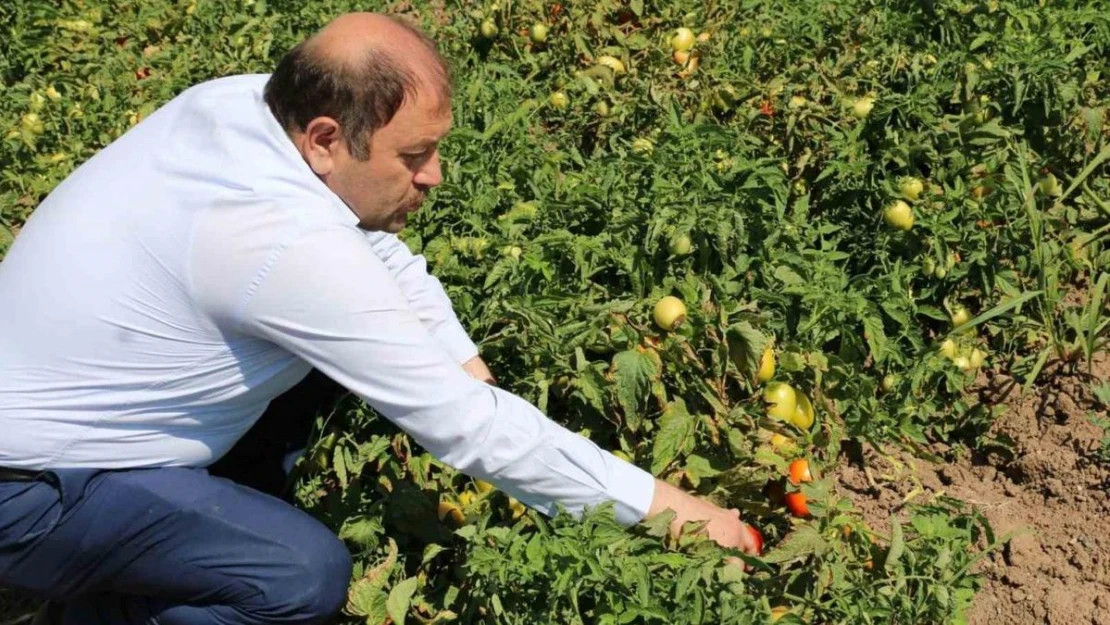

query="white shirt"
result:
[0,74,655,526]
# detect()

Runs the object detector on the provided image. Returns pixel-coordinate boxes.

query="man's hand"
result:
[461,355,496,385]
[647,478,762,555]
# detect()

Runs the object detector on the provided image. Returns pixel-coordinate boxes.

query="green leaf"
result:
[726,322,768,376]
[760,524,831,564]
[333,445,348,490]
[651,398,695,475]
[610,348,662,431]
[386,576,419,625]
[885,515,905,570]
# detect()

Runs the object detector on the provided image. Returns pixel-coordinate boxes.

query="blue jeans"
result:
[0,371,353,624]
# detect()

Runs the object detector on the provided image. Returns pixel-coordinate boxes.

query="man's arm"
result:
[237,226,757,553]
[363,231,479,365]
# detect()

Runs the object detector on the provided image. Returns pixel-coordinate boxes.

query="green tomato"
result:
[900,177,924,201]
[950,305,971,327]
[548,91,569,109]
[480,19,498,38]
[883,200,914,231]
[668,234,692,256]
[529,23,548,43]
[852,95,875,119]
[671,27,696,52]
[763,383,797,422]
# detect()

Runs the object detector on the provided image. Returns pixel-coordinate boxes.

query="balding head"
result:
[264,12,450,160]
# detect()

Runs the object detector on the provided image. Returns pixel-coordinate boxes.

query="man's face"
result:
[328,89,452,233]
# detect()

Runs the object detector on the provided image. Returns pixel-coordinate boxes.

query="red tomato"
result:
[743,523,764,555]
[788,459,813,485]
[785,492,810,518]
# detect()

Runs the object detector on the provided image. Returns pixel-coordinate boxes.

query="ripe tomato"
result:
[883,200,914,231]
[458,490,477,508]
[671,27,695,52]
[788,459,813,485]
[784,491,810,517]
[756,346,776,382]
[743,523,764,556]
[791,393,815,430]
[763,383,797,422]
[653,296,687,331]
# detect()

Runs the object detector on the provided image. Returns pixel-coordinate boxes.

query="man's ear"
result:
[298,116,342,176]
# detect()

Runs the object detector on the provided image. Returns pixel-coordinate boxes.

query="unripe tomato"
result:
[593,100,610,117]
[631,137,654,155]
[480,19,498,38]
[763,383,797,422]
[671,27,696,52]
[45,85,61,101]
[968,348,987,369]
[934,266,948,279]
[756,346,776,382]
[595,55,626,74]
[950,305,971,327]
[668,234,692,256]
[881,374,896,392]
[548,91,569,109]
[458,490,477,508]
[507,497,527,520]
[788,95,807,109]
[883,200,914,231]
[696,31,711,43]
[612,449,633,462]
[771,606,791,621]
[529,23,548,43]
[788,459,813,485]
[791,393,815,430]
[953,355,972,371]
[743,523,764,555]
[475,480,495,494]
[922,258,936,276]
[1038,173,1061,196]
[438,500,467,525]
[900,177,924,201]
[852,95,875,119]
[939,338,958,359]
[784,491,810,517]
[769,433,794,450]
[653,296,687,331]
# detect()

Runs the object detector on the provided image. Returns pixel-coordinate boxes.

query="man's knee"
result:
[263,531,352,624]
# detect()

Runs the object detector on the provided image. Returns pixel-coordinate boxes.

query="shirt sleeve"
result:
[362,231,479,365]
[238,226,656,526]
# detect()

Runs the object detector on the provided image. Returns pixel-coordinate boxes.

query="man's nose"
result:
[414,151,443,188]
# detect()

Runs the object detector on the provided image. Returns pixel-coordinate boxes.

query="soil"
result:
[836,353,1110,625]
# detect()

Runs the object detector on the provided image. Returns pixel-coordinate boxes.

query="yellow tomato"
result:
[756,346,776,383]
[475,480,495,494]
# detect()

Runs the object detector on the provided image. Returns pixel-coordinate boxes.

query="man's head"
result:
[264,13,452,232]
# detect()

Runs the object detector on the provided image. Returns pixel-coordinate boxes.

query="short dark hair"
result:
[263,16,450,161]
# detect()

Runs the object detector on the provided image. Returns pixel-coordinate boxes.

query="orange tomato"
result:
[788,459,813,485]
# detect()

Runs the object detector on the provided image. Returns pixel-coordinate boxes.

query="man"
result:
[0,13,760,625]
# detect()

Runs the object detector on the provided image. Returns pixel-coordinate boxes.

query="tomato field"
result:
[3,0,1110,624]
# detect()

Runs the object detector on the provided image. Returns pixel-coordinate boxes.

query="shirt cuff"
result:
[431,316,479,365]
[604,453,657,526]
